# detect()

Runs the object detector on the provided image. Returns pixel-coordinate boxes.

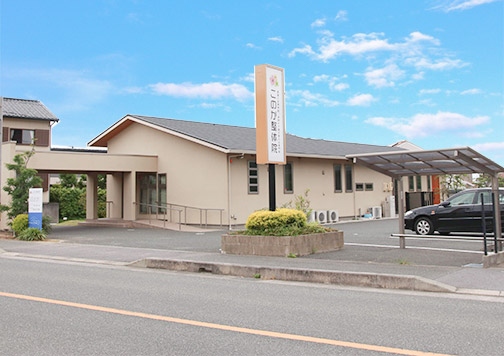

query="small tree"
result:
[474,173,504,188]
[0,149,42,220]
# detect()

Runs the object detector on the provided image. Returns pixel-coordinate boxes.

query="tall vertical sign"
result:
[28,188,43,230]
[255,64,286,165]
[255,64,286,211]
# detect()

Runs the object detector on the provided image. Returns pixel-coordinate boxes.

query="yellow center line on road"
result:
[0,291,454,356]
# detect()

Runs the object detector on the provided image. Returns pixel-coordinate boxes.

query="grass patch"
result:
[56,219,84,226]
[397,259,411,265]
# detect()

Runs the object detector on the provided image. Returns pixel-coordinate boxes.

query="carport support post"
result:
[396,177,406,249]
[492,175,502,251]
[86,172,98,220]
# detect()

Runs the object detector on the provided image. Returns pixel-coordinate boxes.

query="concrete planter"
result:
[221,231,344,257]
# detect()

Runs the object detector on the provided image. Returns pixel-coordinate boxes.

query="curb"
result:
[129,258,457,294]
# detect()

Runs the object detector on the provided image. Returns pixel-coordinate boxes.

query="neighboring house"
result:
[1,97,438,229]
[1,97,59,210]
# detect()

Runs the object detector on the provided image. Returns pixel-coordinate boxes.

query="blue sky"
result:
[2,0,503,164]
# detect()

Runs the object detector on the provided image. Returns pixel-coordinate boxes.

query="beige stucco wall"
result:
[228,155,395,224]
[106,122,229,225]
[1,142,17,229]
[3,118,52,152]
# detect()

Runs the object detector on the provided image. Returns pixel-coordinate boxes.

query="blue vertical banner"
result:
[28,188,43,230]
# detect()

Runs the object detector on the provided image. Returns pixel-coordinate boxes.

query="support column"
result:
[106,173,123,219]
[492,175,502,251]
[86,172,98,220]
[396,177,406,249]
[123,171,136,221]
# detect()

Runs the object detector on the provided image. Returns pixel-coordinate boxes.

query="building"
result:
[1,97,437,230]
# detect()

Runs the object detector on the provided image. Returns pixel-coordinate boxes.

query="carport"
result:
[346,147,503,249]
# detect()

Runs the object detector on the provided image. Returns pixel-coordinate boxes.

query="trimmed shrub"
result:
[245,208,308,235]
[11,214,52,235]
[17,228,46,241]
[12,214,29,235]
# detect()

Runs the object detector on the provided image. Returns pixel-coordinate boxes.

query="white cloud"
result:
[149,82,253,101]
[366,111,489,138]
[6,68,113,113]
[288,89,340,107]
[246,43,262,50]
[289,31,440,62]
[241,73,255,82]
[435,0,501,12]
[312,74,349,91]
[192,102,231,112]
[406,31,440,45]
[311,18,326,28]
[412,72,425,80]
[288,44,315,58]
[419,88,442,95]
[461,88,482,95]
[408,57,468,70]
[472,142,504,151]
[331,82,349,91]
[268,36,284,43]
[364,64,405,88]
[335,10,348,21]
[313,74,331,82]
[347,93,377,106]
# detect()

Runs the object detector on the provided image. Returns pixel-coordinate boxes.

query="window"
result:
[284,163,293,194]
[408,176,414,191]
[248,161,258,194]
[448,191,475,206]
[138,173,157,213]
[334,164,342,192]
[365,183,373,191]
[10,129,34,145]
[356,183,364,191]
[158,174,167,213]
[345,165,353,192]
[416,176,422,191]
[427,176,431,191]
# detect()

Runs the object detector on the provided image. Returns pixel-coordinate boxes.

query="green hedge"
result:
[50,185,107,221]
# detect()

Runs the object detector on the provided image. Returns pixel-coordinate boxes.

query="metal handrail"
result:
[161,202,224,228]
[134,202,183,231]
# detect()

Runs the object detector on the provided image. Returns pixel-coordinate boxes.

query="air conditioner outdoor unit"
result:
[308,211,316,223]
[372,206,382,219]
[327,210,339,223]
[316,210,327,224]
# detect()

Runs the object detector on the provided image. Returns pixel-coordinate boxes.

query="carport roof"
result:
[347,147,504,178]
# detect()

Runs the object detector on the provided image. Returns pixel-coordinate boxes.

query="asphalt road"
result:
[1,256,503,356]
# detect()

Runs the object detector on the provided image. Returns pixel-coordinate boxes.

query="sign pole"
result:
[268,164,276,211]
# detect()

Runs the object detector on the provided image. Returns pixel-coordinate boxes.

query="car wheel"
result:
[415,217,434,235]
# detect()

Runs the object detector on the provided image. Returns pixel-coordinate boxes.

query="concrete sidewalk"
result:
[1,226,503,296]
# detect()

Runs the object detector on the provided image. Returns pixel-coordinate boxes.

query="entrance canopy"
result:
[346,147,503,245]
[346,147,504,178]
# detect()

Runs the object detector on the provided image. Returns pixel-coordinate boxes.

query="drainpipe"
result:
[227,153,244,230]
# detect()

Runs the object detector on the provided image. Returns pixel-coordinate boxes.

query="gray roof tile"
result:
[2,97,59,121]
[131,115,403,157]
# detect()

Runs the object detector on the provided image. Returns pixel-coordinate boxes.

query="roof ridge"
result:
[130,114,255,130]
[3,97,41,103]
[287,133,400,148]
